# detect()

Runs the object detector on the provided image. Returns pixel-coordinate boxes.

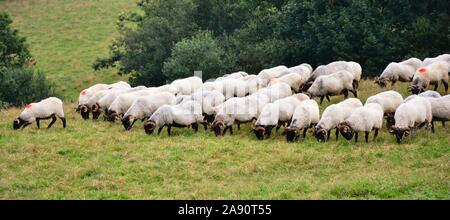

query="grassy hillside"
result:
[0,0,135,100]
[0,81,448,199]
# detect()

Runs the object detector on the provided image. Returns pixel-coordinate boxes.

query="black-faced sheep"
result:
[306,70,357,104]
[338,103,384,143]
[365,90,404,130]
[285,99,320,142]
[171,76,203,95]
[409,61,449,95]
[13,97,66,130]
[375,58,422,87]
[392,97,432,143]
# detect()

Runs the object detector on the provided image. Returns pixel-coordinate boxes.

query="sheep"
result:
[285,99,320,142]
[409,61,449,94]
[312,98,363,142]
[427,95,450,131]
[182,90,226,124]
[306,70,357,104]
[76,81,131,111]
[392,97,432,143]
[404,90,442,103]
[221,78,250,99]
[13,97,66,130]
[215,71,248,81]
[80,89,110,120]
[171,76,203,95]
[256,82,292,103]
[269,64,312,93]
[105,89,156,121]
[252,94,310,140]
[90,86,147,120]
[303,61,362,91]
[365,90,404,130]
[121,92,177,130]
[375,58,422,87]
[212,93,270,136]
[338,103,384,143]
[257,65,290,86]
[143,100,204,135]
[422,54,450,67]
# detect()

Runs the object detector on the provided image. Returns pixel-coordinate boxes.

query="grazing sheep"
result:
[121,92,177,130]
[77,81,131,111]
[257,82,293,103]
[409,61,449,94]
[392,97,432,143]
[338,103,384,143]
[171,76,203,95]
[176,90,225,124]
[427,95,450,131]
[216,71,248,81]
[252,94,309,140]
[91,86,147,120]
[365,90,404,129]
[306,70,357,104]
[212,93,270,136]
[143,100,204,135]
[13,97,66,130]
[80,89,110,120]
[257,65,290,86]
[422,54,450,67]
[222,78,250,99]
[303,61,362,91]
[404,90,442,103]
[375,58,422,87]
[312,98,363,142]
[106,89,156,121]
[269,64,312,93]
[285,99,320,142]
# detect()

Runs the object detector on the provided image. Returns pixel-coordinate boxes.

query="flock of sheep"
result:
[12,54,450,144]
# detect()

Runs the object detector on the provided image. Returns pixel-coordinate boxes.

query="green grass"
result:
[0,81,449,199]
[0,0,134,100]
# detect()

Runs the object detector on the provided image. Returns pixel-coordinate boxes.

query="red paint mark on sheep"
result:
[419,68,427,74]
[26,104,32,109]
[81,91,87,96]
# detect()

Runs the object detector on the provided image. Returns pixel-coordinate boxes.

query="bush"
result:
[162,31,229,81]
[0,12,31,68]
[0,68,56,106]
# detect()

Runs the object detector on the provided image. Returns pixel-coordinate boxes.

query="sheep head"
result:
[408,84,424,95]
[105,110,118,122]
[80,104,90,120]
[121,115,135,131]
[92,103,101,120]
[13,118,24,130]
[385,113,396,132]
[203,113,215,124]
[338,121,354,140]
[252,125,266,140]
[143,120,156,135]
[285,127,300,142]
[374,77,387,88]
[212,120,225,137]
[393,127,411,144]
[301,81,313,92]
[312,126,327,142]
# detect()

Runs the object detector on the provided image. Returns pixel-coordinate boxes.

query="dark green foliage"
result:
[0,12,31,68]
[0,68,55,107]
[95,0,450,85]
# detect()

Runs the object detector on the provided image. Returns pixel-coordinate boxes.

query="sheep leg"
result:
[60,117,66,128]
[442,80,448,94]
[335,128,339,141]
[229,126,233,135]
[36,119,40,129]
[222,126,229,136]
[365,131,369,143]
[265,126,273,139]
[351,90,358,98]
[353,80,359,90]
[442,121,445,128]
[320,96,324,105]
[167,125,172,136]
[192,123,199,132]
[354,132,358,143]
[157,126,164,135]
[374,129,379,141]
[237,123,241,130]
[303,128,308,139]
[433,83,438,91]
[47,116,57,129]
[343,89,349,99]
[201,122,207,131]
[431,121,435,133]
[130,119,137,129]
[327,130,331,141]
[22,122,32,129]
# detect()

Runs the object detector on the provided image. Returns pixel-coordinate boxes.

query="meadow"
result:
[0,0,449,199]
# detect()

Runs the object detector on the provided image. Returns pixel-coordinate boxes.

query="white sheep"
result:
[392,97,432,143]
[269,64,312,93]
[424,95,450,131]
[13,97,66,130]
[338,103,384,143]
[106,89,156,121]
[256,82,292,103]
[410,61,449,94]
[375,58,422,87]
[77,81,131,110]
[171,76,203,95]
[215,71,248,81]
[422,54,450,67]
[91,86,147,119]
[252,94,309,140]
[143,100,204,135]
[176,90,225,124]
[404,90,442,103]
[257,65,290,86]
[156,84,179,95]
[313,98,363,142]
[365,90,404,129]
[121,92,177,130]
[285,99,320,142]
[306,70,357,104]
[304,61,362,90]
[212,93,270,136]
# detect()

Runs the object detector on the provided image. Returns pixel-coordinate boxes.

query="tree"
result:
[0,12,31,69]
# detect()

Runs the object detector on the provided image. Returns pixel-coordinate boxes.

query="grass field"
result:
[0,81,449,199]
[0,0,449,200]
[0,0,134,100]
